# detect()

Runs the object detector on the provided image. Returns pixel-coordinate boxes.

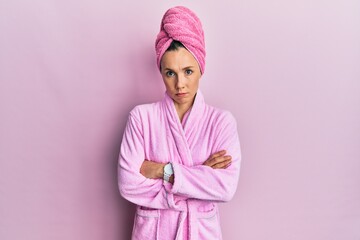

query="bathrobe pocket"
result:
[196,204,222,240]
[132,207,159,240]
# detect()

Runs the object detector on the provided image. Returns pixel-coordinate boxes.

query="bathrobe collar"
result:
[162,90,205,166]
[163,90,205,132]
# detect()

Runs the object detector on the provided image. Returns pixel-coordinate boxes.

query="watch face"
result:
[165,163,173,174]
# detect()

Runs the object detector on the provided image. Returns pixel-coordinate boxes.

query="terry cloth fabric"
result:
[118,90,242,239]
[155,6,206,74]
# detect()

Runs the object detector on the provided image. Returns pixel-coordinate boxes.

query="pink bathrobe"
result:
[118,90,241,239]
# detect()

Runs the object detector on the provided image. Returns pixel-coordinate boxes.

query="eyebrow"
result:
[163,66,195,71]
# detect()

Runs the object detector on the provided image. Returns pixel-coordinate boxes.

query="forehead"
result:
[161,48,198,69]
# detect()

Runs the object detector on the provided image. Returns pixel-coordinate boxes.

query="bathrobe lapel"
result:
[162,91,207,239]
[162,91,205,166]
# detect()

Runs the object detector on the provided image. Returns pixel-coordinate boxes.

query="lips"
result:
[176,93,188,97]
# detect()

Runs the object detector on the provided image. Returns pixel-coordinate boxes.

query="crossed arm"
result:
[118,111,241,208]
[140,150,232,183]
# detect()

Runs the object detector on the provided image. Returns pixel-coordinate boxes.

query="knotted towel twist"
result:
[155,6,206,74]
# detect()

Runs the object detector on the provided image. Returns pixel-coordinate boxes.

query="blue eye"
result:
[185,69,193,75]
[166,71,175,77]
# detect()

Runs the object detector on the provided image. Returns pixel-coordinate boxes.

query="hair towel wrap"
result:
[155,6,206,74]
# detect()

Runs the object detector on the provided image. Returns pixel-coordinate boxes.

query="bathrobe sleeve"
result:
[166,111,241,202]
[118,111,187,210]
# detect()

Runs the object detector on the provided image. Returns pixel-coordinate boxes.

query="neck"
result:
[174,102,192,122]
[174,97,195,122]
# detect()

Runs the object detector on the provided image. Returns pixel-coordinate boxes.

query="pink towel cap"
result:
[155,6,206,74]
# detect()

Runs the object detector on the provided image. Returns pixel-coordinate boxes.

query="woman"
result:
[118,6,241,240]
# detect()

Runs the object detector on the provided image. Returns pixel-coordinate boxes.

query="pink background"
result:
[1,0,359,239]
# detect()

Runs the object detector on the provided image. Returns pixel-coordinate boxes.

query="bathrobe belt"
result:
[173,199,200,240]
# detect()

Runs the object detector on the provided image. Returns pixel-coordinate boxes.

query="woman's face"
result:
[160,47,201,109]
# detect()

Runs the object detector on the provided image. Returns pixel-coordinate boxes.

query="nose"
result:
[176,74,185,90]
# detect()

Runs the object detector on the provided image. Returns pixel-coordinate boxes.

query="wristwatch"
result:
[163,163,173,182]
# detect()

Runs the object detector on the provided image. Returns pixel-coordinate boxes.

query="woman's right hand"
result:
[203,150,232,169]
